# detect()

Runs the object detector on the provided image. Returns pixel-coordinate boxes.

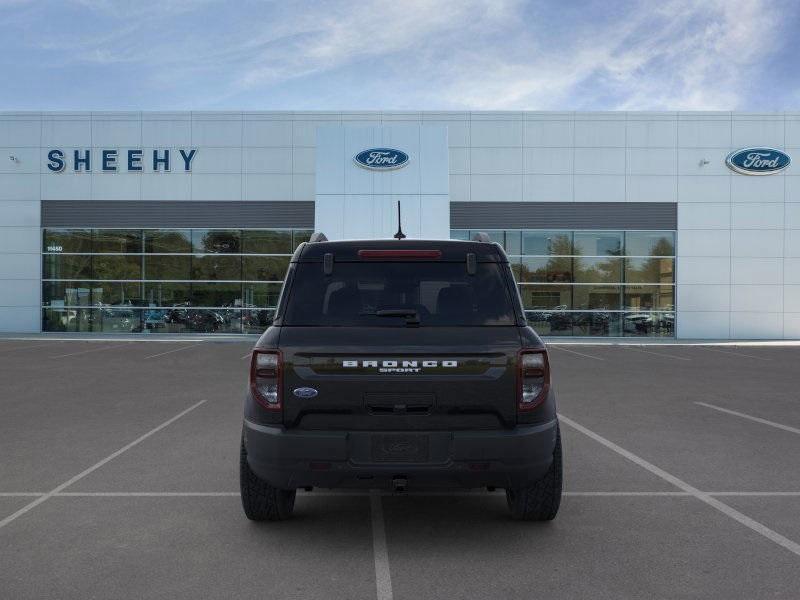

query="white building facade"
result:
[0,111,798,339]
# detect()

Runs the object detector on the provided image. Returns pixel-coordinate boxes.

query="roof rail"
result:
[470,232,492,242]
[308,232,328,243]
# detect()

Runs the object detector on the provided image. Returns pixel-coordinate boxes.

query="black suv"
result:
[240,236,562,521]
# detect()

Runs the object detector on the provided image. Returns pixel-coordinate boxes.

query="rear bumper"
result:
[243,418,559,490]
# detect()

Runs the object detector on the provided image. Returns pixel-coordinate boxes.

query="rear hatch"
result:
[276,243,523,430]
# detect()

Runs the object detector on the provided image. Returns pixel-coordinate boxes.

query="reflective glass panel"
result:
[519,284,572,310]
[191,229,241,253]
[43,254,92,279]
[450,230,469,241]
[93,230,142,253]
[522,231,572,255]
[519,257,573,283]
[190,282,243,307]
[92,255,142,280]
[574,231,623,256]
[242,230,292,254]
[624,258,674,284]
[144,230,192,253]
[624,285,674,311]
[43,229,92,253]
[242,282,283,308]
[191,255,242,280]
[525,309,573,336]
[573,257,622,283]
[573,285,622,310]
[243,256,290,281]
[572,312,622,337]
[625,231,675,256]
[623,312,675,337]
[143,255,192,280]
[143,282,192,307]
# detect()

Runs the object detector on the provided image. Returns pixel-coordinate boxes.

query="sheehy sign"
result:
[46,148,197,172]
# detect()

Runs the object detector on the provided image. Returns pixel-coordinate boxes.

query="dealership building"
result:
[0,110,798,339]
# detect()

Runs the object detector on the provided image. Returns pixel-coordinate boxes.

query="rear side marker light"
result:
[358,249,442,259]
[518,349,550,411]
[250,349,282,410]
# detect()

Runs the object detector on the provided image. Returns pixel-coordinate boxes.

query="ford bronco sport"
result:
[240,235,562,521]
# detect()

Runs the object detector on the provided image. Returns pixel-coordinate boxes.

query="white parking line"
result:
[143,344,201,360]
[241,353,252,360]
[623,346,691,361]
[696,347,771,361]
[50,342,132,358]
[548,345,604,361]
[696,402,800,436]
[370,490,394,600]
[0,400,206,530]
[558,413,800,558]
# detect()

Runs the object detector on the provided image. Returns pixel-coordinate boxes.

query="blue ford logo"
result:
[293,387,318,399]
[354,148,409,170]
[726,147,790,175]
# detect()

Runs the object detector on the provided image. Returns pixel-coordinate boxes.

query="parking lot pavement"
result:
[0,496,376,600]
[1,339,799,599]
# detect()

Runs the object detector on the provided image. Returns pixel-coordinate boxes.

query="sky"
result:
[1,0,798,111]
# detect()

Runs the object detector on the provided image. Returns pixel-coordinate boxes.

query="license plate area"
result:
[370,434,430,463]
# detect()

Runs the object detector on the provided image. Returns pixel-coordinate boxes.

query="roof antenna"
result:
[393,200,406,240]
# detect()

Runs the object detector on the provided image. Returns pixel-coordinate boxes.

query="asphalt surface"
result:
[1,338,799,599]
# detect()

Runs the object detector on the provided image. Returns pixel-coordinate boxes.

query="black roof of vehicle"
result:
[294,238,509,262]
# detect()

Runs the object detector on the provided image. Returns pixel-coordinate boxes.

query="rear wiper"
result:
[375,308,420,327]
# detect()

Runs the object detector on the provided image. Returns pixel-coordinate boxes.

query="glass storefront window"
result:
[242,282,283,308]
[93,230,142,253]
[144,255,192,280]
[625,231,675,256]
[243,256,290,281]
[242,230,292,254]
[43,229,92,253]
[42,227,311,335]
[192,229,241,253]
[573,257,622,283]
[144,230,192,253]
[92,255,143,280]
[573,285,622,311]
[191,255,242,280]
[519,257,573,283]
[519,284,571,310]
[573,231,623,256]
[624,257,674,284]
[43,254,93,279]
[522,231,572,256]
[624,285,675,311]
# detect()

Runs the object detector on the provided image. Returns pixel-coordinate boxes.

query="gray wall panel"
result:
[42,201,314,228]
[450,202,677,230]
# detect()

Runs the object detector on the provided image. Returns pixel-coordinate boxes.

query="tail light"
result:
[250,349,282,410]
[518,349,550,411]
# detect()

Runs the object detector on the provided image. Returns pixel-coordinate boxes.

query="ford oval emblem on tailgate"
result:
[293,387,318,399]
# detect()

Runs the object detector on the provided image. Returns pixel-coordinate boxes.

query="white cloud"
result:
[2,0,794,109]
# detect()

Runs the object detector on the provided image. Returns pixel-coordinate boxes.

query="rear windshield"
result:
[283,262,516,327]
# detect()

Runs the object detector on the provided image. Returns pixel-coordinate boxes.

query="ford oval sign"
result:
[354,148,409,170]
[293,387,318,399]
[726,147,790,175]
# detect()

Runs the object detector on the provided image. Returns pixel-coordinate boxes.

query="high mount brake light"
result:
[357,249,442,259]
[518,349,550,411]
[250,349,282,410]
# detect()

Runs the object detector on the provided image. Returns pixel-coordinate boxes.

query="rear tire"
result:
[506,426,562,521]
[240,437,296,521]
